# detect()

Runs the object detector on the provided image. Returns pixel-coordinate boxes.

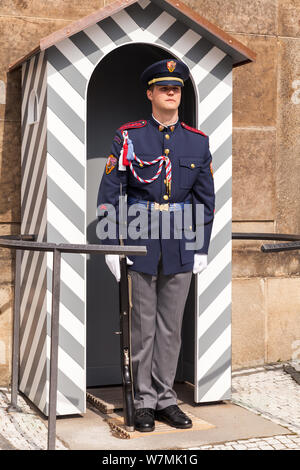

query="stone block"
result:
[0,0,105,21]
[232,278,265,369]
[0,67,22,121]
[278,0,300,37]
[275,38,300,235]
[0,16,71,71]
[184,0,277,35]
[232,249,300,278]
[232,35,278,127]
[266,277,300,362]
[232,128,276,220]
[0,120,21,223]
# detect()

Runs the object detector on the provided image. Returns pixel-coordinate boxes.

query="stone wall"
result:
[0,0,299,384]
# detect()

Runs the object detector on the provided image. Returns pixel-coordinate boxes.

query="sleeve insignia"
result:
[105,154,117,174]
[113,135,121,145]
[210,161,214,178]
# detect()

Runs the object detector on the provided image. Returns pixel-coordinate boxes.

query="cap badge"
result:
[167,60,176,73]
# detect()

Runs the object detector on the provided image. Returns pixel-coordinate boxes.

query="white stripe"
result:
[172,29,201,58]
[213,156,232,193]
[57,301,85,345]
[38,381,81,416]
[22,51,45,123]
[56,389,84,415]
[47,62,85,120]
[47,199,84,242]
[28,158,47,236]
[48,154,85,211]
[112,9,141,36]
[199,363,231,402]
[197,325,231,381]
[197,283,231,336]
[37,381,47,415]
[198,72,232,124]
[20,252,46,363]
[20,204,47,283]
[21,56,35,119]
[60,257,85,302]
[55,38,94,79]
[198,241,231,293]
[209,114,232,154]
[147,11,176,37]
[21,62,25,86]
[45,341,84,391]
[28,336,47,402]
[47,108,85,165]
[211,199,232,240]
[21,113,47,225]
[21,52,46,160]
[192,47,226,85]
[20,288,47,390]
[84,24,116,56]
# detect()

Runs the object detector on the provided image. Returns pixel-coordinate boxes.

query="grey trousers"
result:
[128,262,192,410]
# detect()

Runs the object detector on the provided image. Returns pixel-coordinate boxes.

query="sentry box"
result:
[9,0,255,416]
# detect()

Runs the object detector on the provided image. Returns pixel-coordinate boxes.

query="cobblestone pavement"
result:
[0,361,299,450]
[0,388,67,450]
[188,360,300,450]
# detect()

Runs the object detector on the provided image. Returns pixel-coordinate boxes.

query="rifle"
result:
[118,186,135,431]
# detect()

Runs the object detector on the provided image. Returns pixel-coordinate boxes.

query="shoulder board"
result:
[181,122,207,137]
[118,120,147,131]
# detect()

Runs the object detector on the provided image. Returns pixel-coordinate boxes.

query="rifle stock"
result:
[119,254,135,431]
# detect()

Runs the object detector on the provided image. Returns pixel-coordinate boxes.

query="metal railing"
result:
[0,234,146,450]
[232,232,300,252]
[1,231,299,450]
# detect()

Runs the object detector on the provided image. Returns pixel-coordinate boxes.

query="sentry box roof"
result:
[9,0,256,71]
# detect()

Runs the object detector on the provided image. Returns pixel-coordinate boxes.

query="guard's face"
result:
[147,85,181,112]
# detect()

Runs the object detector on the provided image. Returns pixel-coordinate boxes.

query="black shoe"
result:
[134,408,155,432]
[155,405,192,429]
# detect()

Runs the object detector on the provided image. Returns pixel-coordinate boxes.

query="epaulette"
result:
[118,120,147,131]
[181,122,207,137]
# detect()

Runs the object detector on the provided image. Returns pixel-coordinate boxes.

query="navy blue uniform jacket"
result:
[97,116,215,275]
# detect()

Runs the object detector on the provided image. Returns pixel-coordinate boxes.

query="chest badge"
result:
[167,60,176,73]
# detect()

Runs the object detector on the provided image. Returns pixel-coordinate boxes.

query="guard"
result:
[97,58,215,432]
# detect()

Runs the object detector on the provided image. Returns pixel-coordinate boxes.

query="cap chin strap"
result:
[148,77,184,86]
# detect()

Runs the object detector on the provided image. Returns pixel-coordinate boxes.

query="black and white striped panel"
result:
[20,50,48,409]
[20,0,232,414]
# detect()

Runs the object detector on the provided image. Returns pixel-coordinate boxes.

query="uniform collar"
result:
[150,114,180,132]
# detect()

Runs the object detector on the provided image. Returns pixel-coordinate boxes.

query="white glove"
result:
[193,254,208,274]
[105,254,133,282]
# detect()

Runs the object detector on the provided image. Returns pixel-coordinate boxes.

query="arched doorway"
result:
[86,43,196,388]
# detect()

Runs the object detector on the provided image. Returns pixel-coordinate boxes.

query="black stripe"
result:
[158,20,189,46]
[98,17,130,44]
[125,2,163,29]
[70,30,104,65]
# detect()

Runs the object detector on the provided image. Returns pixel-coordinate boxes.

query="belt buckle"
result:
[154,202,169,211]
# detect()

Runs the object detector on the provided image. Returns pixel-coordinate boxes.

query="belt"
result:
[127,197,191,211]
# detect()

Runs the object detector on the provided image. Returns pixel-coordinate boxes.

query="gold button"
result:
[170,126,175,132]
[191,163,195,168]
[139,163,143,167]
[165,134,170,140]
[164,149,170,155]
[163,195,169,200]
[159,125,164,132]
